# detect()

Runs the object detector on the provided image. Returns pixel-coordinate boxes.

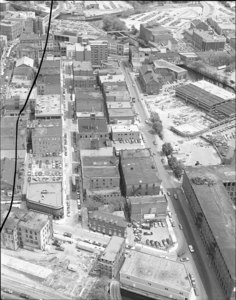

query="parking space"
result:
[127,220,173,251]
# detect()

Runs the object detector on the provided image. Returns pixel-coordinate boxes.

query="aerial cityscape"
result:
[0,1,235,300]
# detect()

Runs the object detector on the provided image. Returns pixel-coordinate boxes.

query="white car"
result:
[188,245,195,253]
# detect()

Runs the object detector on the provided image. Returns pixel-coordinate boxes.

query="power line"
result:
[0,0,54,232]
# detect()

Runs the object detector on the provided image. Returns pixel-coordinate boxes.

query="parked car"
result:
[188,245,195,253]
[52,239,61,246]
[55,246,65,251]
[144,232,153,235]
[174,193,178,200]
[180,257,189,262]
[179,224,183,230]
[63,232,72,238]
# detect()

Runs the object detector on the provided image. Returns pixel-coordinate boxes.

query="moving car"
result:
[179,224,183,230]
[174,193,178,200]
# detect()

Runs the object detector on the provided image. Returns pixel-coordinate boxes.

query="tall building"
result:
[98,236,125,278]
[89,40,108,67]
[120,251,193,300]
[140,23,173,45]
[182,165,236,300]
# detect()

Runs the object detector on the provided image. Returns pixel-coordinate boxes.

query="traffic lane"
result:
[173,189,224,300]
[1,291,22,300]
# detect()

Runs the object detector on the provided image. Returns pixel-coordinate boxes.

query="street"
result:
[120,61,225,300]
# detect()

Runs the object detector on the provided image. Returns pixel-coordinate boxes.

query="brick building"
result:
[140,23,173,45]
[88,211,127,237]
[98,236,125,278]
[0,20,22,41]
[139,65,163,95]
[153,59,187,81]
[182,166,236,300]
[120,149,162,197]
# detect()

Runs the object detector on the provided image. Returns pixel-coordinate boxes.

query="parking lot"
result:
[126,219,173,251]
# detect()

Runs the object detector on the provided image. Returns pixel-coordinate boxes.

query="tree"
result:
[152,121,163,139]
[131,25,138,35]
[102,15,127,32]
[173,164,183,179]
[162,142,173,157]
[168,156,178,169]
[150,111,161,123]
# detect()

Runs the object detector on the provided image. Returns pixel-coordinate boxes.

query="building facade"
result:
[98,236,125,278]
[0,20,22,41]
[88,211,127,237]
[90,40,108,67]
[182,167,236,300]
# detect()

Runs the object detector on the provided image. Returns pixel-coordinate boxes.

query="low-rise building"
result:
[190,19,209,31]
[111,124,140,141]
[88,211,127,237]
[73,61,93,76]
[26,182,64,219]
[120,251,193,300]
[182,165,236,299]
[120,149,162,197]
[104,89,130,102]
[12,56,35,83]
[98,236,125,278]
[35,94,62,120]
[179,52,199,64]
[89,40,108,67]
[128,195,167,222]
[153,59,187,81]
[176,80,235,112]
[107,108,135,125]
[75,88,104,115]
[140,23,173,45]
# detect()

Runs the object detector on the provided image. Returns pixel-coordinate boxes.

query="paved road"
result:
[120,61,226,300]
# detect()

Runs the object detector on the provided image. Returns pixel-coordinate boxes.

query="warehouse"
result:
[176,80,235,112]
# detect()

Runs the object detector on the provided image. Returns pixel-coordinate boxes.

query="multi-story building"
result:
[89,40,108,67]
[140,23,173,45]
[190,19,209,31]
[77,114,109,148]
[98,236,125,278]
[111,124,140,141]
[139,65,163,95]
[31,119,62,156]
[35,94,62,120]
[187,29,226,51]
[182,165,236,300]
[26,182,64,219]
[120,149,162,197]
[37,60,61,95]
[128,195,167,222]
[153,59,187,81]
[107,38,129,57]
[18,211,52,250]
[82,154,122,203]
[0,20,22,41]
[207,17,235,36]
[1,206,26,251]
[73,61,93,76]
[120,251,193,300]
[1,206,53,251]
[88,211,127,237]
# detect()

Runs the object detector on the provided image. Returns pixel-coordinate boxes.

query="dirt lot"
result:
[145,93,221,166]
[2,241,97,299]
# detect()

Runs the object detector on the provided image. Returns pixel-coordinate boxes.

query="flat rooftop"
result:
[99,74,125,84]
[128,195,167,205]
[153,59,187,73]
[78,117,108,133]
[108,108,134,118]
[120,250,191,292]
[35,95,61,117]
[89,211,127,228]
[111,124,139,133]
[193,80,235,101]
[9,87,37,100]
[18,211,49,231]
[215,100,236,116]
[121,156,161,186]
[107,102,132,109]
[80,147,114,157]
[101,236,125,262]
[185,165,236,279]
[83,166,120,178]
[82,155,118,167]
[27,182,63,208]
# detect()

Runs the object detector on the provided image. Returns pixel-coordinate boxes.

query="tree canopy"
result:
[102,15,127,32]
[162,142,173,156]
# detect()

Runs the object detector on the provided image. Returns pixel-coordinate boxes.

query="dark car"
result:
[63,232,72,238]
[55,246,65,251]
[52,239,61,246]
[19,294,30,299]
